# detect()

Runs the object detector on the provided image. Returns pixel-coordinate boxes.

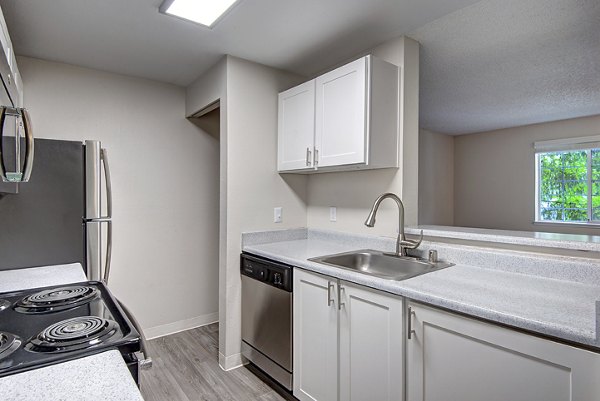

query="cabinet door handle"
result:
[407,306,416,339]
[314,148,319,166]
[306,147,312,166]
[327,282,335,306]
[337,284,345,310]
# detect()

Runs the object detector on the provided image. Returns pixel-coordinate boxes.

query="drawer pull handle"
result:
[338,284,344,310]
[408,306,416,339]
[327,281,334,306]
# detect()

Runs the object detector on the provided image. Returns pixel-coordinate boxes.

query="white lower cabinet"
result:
[293,269,339,401]
[407,302,600,401]
[339,282,404,401]
[293,268,404,401]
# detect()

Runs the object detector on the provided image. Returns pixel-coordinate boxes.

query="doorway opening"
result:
[188,100,221,341]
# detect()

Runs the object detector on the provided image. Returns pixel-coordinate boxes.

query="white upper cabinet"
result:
[278,80,316,171]
[315,57,367,167]
[407,302,600,401]
[277,55,399,173]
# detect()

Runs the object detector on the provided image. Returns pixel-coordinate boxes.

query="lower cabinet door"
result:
[293,269,338,401]
[339,282,404,401]
[407,302,600,401]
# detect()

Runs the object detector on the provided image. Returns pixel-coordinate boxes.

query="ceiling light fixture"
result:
[159,0,240,28]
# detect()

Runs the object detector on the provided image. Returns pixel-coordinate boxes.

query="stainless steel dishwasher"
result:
[241,253,293,391]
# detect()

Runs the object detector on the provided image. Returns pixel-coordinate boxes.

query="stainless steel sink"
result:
[309,249,453,281]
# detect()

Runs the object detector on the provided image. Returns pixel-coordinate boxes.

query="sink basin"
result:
[309,249,453,281]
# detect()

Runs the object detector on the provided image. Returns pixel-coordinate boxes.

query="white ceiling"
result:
[410,0,600,134]
[0,0,480,86]
[3,0,597,135]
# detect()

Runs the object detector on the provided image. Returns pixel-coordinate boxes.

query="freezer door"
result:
[0,139,85,271]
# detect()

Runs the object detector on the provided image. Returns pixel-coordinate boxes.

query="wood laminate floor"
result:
[140,323,286,401]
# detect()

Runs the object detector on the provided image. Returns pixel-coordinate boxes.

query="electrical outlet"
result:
[274,207,283,223]
[329,206,337,222]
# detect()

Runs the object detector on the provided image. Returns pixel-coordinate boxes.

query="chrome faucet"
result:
[364,193,423,257]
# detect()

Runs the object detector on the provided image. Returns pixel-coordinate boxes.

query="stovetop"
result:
[0,281,140,377]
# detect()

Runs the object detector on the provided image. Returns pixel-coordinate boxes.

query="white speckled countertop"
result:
[0,263,87,293]
[0,350,143,401]
[243,228,600,349]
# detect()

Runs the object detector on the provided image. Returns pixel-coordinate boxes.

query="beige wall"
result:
[19,57,220,336]
[419,129,454,225]
[306,36,420,237]
[186,58,227,117]
[454,114,600,235]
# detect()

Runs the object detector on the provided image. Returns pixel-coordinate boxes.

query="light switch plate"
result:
[329,206,337,222]
[274,207,283,223]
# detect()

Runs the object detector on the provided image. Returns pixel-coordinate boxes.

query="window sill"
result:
[533,221,600,229]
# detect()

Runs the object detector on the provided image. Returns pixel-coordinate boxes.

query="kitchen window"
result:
[535,136,600,224]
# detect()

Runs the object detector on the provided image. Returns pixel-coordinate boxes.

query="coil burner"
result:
[26,316,118,353]
[15,286,98,314]
[0,332,21,361]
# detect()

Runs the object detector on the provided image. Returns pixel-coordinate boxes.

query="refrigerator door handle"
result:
[83,146,113,284]
[101,148,112,219]
[101,148,112,284]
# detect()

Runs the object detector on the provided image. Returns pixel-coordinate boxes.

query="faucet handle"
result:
[401,230,423,250]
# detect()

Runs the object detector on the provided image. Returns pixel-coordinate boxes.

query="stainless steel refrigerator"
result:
[0,138,111,283]
[0,137,152,367]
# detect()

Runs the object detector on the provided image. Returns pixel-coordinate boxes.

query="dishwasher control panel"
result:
[240,253,292,292]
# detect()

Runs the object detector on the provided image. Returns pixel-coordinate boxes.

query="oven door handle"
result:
[116,298,152,370]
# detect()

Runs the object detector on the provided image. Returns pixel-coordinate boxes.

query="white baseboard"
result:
[219,351,246,371]
[145,312,219,340]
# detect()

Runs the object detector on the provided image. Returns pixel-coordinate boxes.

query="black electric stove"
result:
[0,281,141,383]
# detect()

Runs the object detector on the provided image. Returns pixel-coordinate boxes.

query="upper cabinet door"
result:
[315,57,368,168]
[278,80,316,172]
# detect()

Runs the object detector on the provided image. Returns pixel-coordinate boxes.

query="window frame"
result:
[534,135,600,226]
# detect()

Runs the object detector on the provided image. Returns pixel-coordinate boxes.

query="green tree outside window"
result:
[538,149,600,222]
